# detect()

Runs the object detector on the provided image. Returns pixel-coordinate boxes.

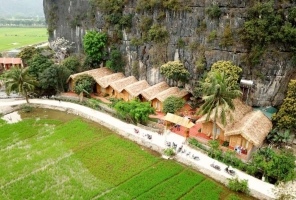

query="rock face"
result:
[43,0,296,107]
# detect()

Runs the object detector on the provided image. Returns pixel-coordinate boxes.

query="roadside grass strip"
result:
[2,156,111,200]
[75,135,160,185]
[136,169,205,200]
[181,179,223,200]
[98,160,183,200]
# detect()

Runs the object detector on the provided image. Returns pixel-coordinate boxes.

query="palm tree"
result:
[1,66,37,103]
[197,71,242,140]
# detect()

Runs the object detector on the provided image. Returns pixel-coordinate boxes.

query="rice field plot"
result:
[98,161,184,200]
[0,115,254,200]
[74,135,159,186]
[0,27,47,52]
[181,179,224,200]
[136,169,205,200]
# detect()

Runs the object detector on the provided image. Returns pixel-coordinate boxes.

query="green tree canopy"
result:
[27,53,54,79]
[17,46,38,64]
[114,99,155,124]
[39,65,71,93]
[162,96,185,114]
[197,71,242,140]
[1,67,37,103]
[61,56,81,73]
[160,60,190,84]
[83,31,108,62]
[209,60,242,88]
[106,48,125,72]
[251,148,296,183]
[273,80,296,132]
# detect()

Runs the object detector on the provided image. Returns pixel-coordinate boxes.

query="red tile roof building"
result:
[0,58,24,71]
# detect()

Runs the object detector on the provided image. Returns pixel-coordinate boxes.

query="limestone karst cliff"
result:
[43,0,296,107]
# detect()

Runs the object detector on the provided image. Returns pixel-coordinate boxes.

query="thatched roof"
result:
[110,76,138,92]
[196,98,252,130]
[96,73,125,88]
[224,111,272,147]
[196,99,272,147]
[67,67,113,82]
[124,80,151,97]
[141,81,170,101]
[163,113,195,129]
[155,87,189,102]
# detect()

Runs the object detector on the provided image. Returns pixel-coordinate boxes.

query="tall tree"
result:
[17,46,38,64]
[160,60,190,85]
[1,67,37,103]
[197,71,242,140]
[83,31,108,62]
[273,79,296,133]
[27,53,54,79]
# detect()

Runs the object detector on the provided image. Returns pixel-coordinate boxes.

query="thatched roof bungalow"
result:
[95,73,125,96]
[151,87,190,111]
[67,67,113,92]
[141,82,170,102]
[196,99,272,159]
[109,76,138,99]
[121,80,150,101]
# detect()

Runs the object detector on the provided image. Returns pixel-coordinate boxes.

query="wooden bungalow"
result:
[95,73,125,96]
[141,82,170,103]
[109,76,138,99]
[121,80,151,101]
[67,67,112,92]
[151,87,190,111]
[0,58,23,71]
[196,99,272,159]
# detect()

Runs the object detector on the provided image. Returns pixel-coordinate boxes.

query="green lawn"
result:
[0,27,48,52]
[0,114,254,200]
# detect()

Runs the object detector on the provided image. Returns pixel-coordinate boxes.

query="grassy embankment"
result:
[0,27,47,52]
[0,117,254,199]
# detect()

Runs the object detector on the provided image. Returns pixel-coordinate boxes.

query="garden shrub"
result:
[162,96,185,114]
[227,177,250,195]
[164,148,175,156]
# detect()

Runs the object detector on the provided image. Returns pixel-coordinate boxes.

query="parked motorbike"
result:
[177,145,183,153]
[186,151,191,156]
[181,148,186,153]
[192,154,200,160]
[166,141,171,147]
[147,134,152,140]
[210,163,221,171]
[172,142,177,149]
[225,166,235,176]
[134,128,139,134]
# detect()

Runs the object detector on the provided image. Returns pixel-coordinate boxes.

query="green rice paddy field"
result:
[0,110,254,200]
[0,27,47,52]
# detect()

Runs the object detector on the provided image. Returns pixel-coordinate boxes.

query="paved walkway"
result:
[0,99,276,200]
